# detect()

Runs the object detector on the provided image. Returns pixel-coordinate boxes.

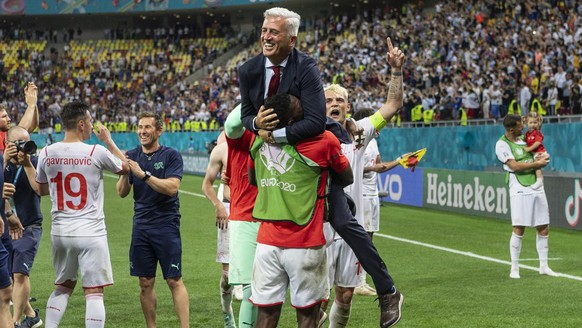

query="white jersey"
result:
[36,142,124,237]
[362,138,380,197]
[342,117,376,225]
[325,117,376,241]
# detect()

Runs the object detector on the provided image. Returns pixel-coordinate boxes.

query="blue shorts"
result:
[130,223,183,280]
[0,239,11,289]
[1,236,12,276]
[11,225,42,275]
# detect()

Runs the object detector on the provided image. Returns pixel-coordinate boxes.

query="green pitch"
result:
[27,174,582,327]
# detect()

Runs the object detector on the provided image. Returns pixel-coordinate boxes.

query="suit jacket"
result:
[239,48,326,144]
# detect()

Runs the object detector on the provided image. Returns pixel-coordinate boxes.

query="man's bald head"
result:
[7,126,29,142]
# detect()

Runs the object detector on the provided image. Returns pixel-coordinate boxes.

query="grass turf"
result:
[24,174,582,327]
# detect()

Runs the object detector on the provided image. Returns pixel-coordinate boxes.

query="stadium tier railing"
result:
[29,120,581,174]
[392,115,582,128]
[377,121,581,175]
[30,130,220,156]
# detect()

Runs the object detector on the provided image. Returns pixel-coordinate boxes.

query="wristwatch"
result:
[5,210,14,218]
[142,171,152,182]
[267,131,276,144]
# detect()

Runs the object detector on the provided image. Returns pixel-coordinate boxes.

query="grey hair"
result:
[264,7,300,36]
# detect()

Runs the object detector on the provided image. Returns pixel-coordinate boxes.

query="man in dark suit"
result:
[239,7,325,144]
[238,7,403,328]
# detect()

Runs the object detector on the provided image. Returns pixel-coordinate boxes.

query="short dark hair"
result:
[503,114,522,129]
[61,101,89,131]
[264,94,303,129]
[138,111,163,130]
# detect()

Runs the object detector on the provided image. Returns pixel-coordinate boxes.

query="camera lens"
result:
[23,141,37,154]
[16,140,37,154]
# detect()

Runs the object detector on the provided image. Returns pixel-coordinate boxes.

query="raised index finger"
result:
[387,37,393,52]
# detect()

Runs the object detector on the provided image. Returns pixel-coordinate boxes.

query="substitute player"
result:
[495,114,557,279]
[224,104,260,328]
[249,93,353,328]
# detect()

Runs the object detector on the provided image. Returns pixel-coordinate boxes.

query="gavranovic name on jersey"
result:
[45,157,92,167]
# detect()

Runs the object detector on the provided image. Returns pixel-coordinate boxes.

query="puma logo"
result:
[171,263,180,271]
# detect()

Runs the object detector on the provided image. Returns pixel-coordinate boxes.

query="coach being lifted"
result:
[239,6,404,328]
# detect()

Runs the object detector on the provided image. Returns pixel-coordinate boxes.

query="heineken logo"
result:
[426,173,508,214]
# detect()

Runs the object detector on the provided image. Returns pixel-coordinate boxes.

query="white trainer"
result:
[539,266,559,276]
[354,285,377,296]
[233,285,243,301]
[509,268,520,279]
[363,283,376,293]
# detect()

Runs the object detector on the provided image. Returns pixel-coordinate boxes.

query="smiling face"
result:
[526,116,540,131]
[261,15,296,65]
[325,90,350,125]
[138,116,162,150]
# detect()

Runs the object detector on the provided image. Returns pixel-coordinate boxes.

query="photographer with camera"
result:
[0,82,39,154]
[3,126,43,328]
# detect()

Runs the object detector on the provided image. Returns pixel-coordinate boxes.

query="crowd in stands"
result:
[323,0,582,125]
[395,0,582,125]
[0,19,249,133]
[2,0,582,132]
[193,0,582,129]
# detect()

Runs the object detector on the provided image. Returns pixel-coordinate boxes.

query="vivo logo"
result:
[565,179,582,227]
[378,174,402,201]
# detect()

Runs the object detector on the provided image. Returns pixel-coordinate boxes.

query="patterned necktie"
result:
[267,66,280,97]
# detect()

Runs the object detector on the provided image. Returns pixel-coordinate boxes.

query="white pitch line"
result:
[104,173,206,198]
[375,233,582,282]
[103,174,582,281]
[178,189,206,198]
